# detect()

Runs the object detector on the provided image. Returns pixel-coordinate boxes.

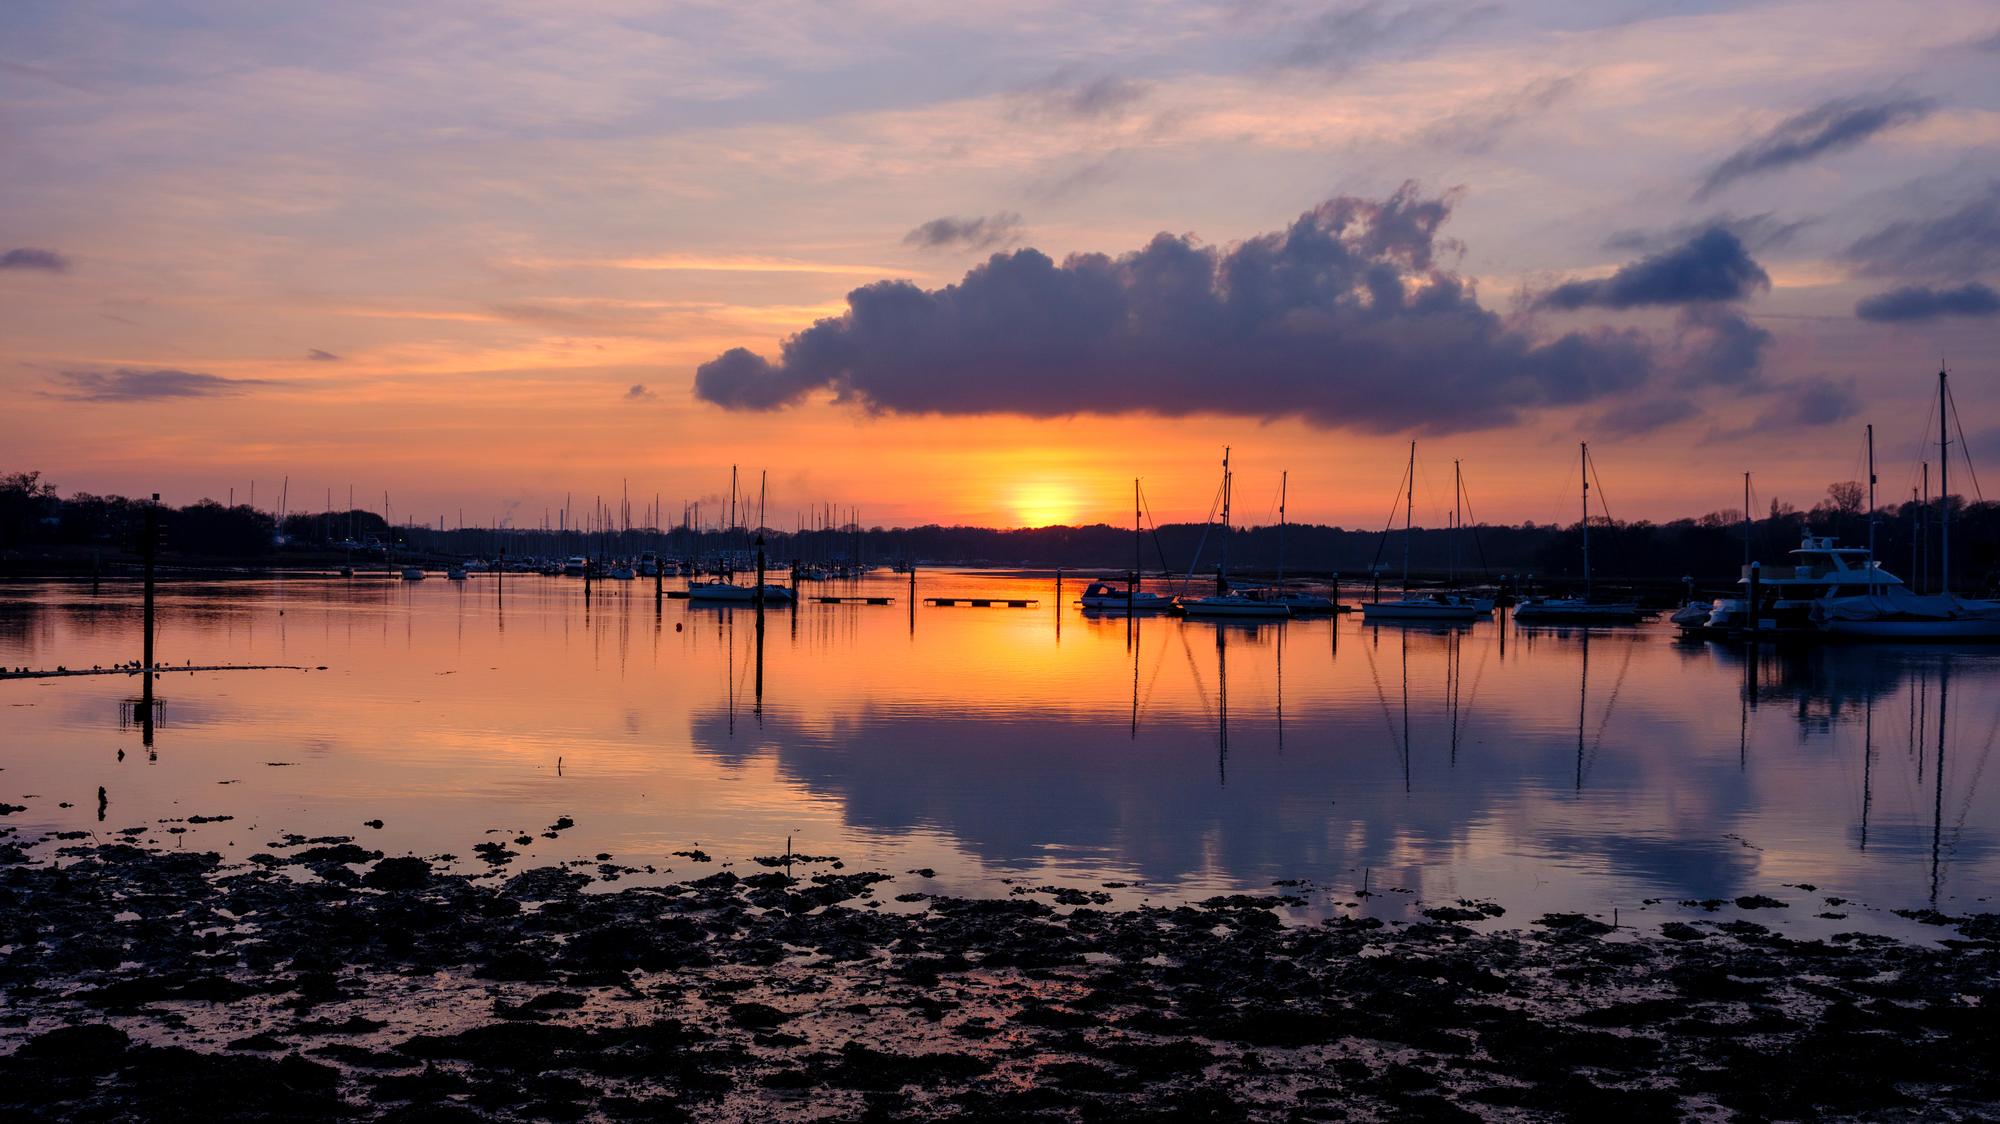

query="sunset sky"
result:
[3,1,1998,530]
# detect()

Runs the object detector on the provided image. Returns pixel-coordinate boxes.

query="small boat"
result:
[1182,591,1291,619]
[687,581,796,604]
[446,566,468,581]
[1079,581,1173,611]
[1361,442,1489,623]
[638,552,661,578]
[562,556,589,577]
[1270,589,1342,614]
[1180,451,1290,619]
[1513,596,1641,623]
[607,565,636,581]
[1513,442,1640,624]
[400,566,425,581]
[1363,592,1485,621]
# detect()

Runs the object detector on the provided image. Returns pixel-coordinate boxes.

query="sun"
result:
[1011,481,1078,528]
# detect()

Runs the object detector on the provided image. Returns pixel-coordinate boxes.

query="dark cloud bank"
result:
[1856,282,1999,322]
[1,247,69,272]
[699,187,1808,435]
[50,368,275,403]
[1536,226,1768,310]
[1697,92,1935,199]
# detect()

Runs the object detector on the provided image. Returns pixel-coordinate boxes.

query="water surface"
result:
[3,572,1994,936]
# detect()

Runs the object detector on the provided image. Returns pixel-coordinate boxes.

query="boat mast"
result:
[1742,472,1751,570]
[1865,423,1877,591]
[1580,442,1591,600]
[1452,459,1461,587]
[1277,470,1288,588]
[1133,479,1142,589]
[1218,447,1232,589]
[1938,367,1950,596]
[1402,441,1415,591]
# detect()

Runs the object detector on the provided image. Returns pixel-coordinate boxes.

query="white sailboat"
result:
[1080,480,1174,611]
[1268,470,1341,614]
[1183,449,1290,619]
[1363,442,1485,622]
[1513,443,1642,623]
[1813,371,2000,640]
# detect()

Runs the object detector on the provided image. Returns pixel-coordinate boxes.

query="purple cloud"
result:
[50,368,277,402]
[698,186,1665,434]
[1697,93,1935,199]
[1,247,69,272]
[1856,282,2000,322]
[1537,227,1770,310]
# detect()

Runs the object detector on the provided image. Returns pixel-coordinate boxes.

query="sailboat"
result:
[1513,443,1642,623]
[1812,370,2000,640]
[687,467,797,605]
[1362,442,1485,622]
[1182,449,1291,618]
[1080,479,1174,611]
[1268,471,1341,614]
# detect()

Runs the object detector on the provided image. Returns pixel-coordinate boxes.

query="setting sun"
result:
[1011,481,1079,528]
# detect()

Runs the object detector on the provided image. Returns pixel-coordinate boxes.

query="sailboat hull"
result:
[1361,600,1482,621]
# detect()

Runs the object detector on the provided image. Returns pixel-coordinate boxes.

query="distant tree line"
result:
[4,470,1997,591]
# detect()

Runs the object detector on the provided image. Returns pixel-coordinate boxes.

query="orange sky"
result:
[2,1,1995,529]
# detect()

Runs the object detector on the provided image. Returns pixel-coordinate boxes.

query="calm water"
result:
[3,572,1995,936]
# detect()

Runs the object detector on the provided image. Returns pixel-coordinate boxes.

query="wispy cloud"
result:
[1012,70,1150,122]
[624,382,658,401]
[1277,1,1499,77]
[902,212,1024,251]
[1846,183,2000,278]
[1418,74,1578,154]
[1752,375,1859,429]
[306,348,341,361]
[1855,282,2000,321]
[595,254,893,275]
[1,247,68,272]
[50,368,279,403]
[1696,92,1936,199]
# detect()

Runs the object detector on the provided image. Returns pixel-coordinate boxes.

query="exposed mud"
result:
[2,837,1996,1120]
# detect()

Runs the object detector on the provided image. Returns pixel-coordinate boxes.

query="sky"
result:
[3,0,1998,531]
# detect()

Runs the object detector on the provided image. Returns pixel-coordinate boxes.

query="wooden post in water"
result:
[142,496,158,672]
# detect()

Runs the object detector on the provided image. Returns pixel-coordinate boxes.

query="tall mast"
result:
[1742,472,1751,569]
[1277,470,1288,587]
[1938,367,1950,596]
[1452,459,1461,586]
[1865,423,1877,591]
[1402,441,1415,588]
[1133,479,1142,584]
[1218,447,1232,583]
[1580,442,1591,599]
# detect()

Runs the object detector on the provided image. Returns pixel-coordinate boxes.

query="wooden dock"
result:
[924,597,1040,608]
[812,595,896,605]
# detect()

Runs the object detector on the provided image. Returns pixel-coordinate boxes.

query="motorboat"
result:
[400,566,425,581]
[1696,536,1904,634]
[446,566,468,581]
[606,564,636,581]
[1809,380,2000,641]
[638,552,661,577]
[562,556,589,577]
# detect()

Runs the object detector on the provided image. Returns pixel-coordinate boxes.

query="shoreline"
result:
[3,832,1996,1120]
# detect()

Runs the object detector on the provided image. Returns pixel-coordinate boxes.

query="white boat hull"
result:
[687,582,795,604]
[1362,600,1481,621]
[1182,598,1289,618]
